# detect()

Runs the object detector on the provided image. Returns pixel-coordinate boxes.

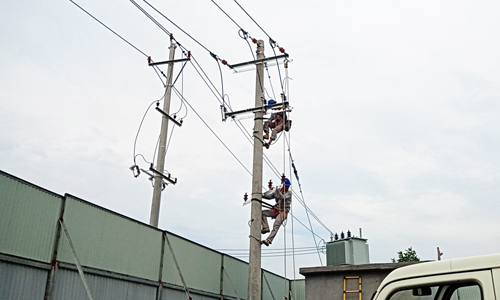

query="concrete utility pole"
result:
[150,40,176,227]
[248,40,265,300]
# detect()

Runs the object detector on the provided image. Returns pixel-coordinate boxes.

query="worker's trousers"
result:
[263,122,283,140]
[262,209,287,243]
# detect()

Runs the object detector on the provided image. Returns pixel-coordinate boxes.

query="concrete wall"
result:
[300,263,418,300]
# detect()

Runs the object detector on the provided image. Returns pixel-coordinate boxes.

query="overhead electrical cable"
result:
[70,0,332,245]
[233,0,272,41]
[70,0,147,56]
[193,60,326,236]
[210,0,245,32]
[69,0,166,86]
[130,0,332,240]
[171,69,329,238]
[172,87,252,176]
[142,0,225,62]
[130,0,170,35]
[133,97,164,165]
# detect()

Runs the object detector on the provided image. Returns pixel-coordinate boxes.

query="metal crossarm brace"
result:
[155,107,183,127]
[148,57,190,67]
[140,169,155,180]
[225,101,289,119]
[227,53,289,69]
[149,167,177,185]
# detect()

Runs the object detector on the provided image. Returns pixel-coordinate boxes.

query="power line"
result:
[128,0,332,241]
[173,63,331,240]
[69,0,148,57]
[133,97,164,165]
[171,87,252,176]
[142,0,224,62]
[130,0,170,35]
[69,0,331,243]
[233,0,272,41]
[210,0,246,33]
[69,0,168,87]
[190,55,332,238]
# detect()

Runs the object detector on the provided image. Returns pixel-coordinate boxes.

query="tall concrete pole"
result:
[150,40,176,227]
[248,39,265,300]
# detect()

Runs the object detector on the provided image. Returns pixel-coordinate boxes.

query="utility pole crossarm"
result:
[227,53,288,69]
[224,101,290,119]
[155,107,183,127]
[148,57,190,67]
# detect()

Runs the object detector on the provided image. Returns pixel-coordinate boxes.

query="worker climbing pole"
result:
[260,175,292,246]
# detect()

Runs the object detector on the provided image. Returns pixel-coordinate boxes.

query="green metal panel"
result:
[221,255,248,299]
[290,280,305,300]
[57,195,162,281]
[326,240,346,266]
[262,270,288,300]
[162,233,222,295]
[0,172,62,263]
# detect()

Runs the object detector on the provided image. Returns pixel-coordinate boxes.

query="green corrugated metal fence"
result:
[0,170,305,300]
[0,172,62,263]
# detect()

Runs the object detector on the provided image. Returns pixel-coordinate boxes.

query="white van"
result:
[372,254,500,300]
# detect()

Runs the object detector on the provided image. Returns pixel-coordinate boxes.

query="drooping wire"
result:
[271,45,285,93]
[183,61,331,238]
[212,55,225,108]
[135,154,152,165]
[133,97,164,165]
[265,64,277,101]
[163,124,177,165]
[180,38,334,240]
[171,63,332,239]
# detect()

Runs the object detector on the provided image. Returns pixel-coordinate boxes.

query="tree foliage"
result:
[391,247,420,262]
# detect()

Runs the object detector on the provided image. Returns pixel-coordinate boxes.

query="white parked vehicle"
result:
[372,253,500,300]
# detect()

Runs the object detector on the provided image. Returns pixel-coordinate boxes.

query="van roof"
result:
[379,253,500,288]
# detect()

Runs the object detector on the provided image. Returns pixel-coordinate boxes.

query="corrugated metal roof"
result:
[0,171,62,263]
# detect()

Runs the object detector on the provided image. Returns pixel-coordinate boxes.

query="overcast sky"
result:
[1,0,500,278]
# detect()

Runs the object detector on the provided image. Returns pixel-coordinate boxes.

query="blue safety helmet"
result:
[268,99,276,105]
[284,178,291,186]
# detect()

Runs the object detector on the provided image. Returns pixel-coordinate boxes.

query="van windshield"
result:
[387,284,481,300]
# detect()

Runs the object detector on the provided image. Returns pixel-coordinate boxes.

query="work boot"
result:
[261,239,271,246]
[261,227,270,234]
[263,134,269,140]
